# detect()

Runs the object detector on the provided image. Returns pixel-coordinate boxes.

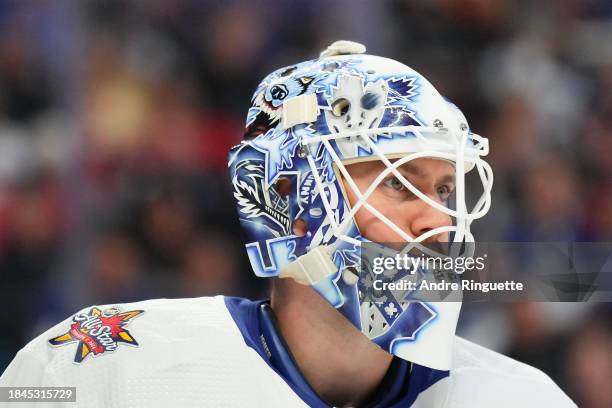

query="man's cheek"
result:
[367,222,403,243]
[353,211,383,241]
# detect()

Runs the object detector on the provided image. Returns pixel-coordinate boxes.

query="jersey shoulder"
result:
[447,336,576,407]
[1,296,307,408]
[1,296,242,384]
[20,295,237,363]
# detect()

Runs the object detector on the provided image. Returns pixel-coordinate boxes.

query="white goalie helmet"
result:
[228,41,493,370]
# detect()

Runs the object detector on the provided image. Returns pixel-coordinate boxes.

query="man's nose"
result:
[407,198,452,242]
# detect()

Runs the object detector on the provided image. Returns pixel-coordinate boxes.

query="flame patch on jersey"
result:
[48,306,144,364]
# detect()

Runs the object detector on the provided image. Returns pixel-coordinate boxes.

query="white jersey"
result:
[0,296,575,408]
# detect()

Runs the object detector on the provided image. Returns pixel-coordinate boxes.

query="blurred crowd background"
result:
[1,0,611,406]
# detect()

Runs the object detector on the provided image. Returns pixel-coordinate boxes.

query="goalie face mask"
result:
[228,42,493,370]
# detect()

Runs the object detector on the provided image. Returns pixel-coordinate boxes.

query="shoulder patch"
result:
[48,306,144,364]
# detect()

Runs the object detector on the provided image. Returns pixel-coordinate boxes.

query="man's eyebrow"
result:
[397,163,427,178]
[396,163,456,185]
[437,174,456,186]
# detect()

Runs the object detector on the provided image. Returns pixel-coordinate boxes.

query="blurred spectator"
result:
[0,171,67,368]
[505,303,568,390]
[179,231,242,297]
[89,231,148,304]
[566,310,612,408]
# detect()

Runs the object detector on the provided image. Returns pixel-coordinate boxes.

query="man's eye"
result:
[437,185,453,201]
[383,177,406,192]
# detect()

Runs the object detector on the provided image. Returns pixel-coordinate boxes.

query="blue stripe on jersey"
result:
[224,296,448,407]
[224,297,327,407]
